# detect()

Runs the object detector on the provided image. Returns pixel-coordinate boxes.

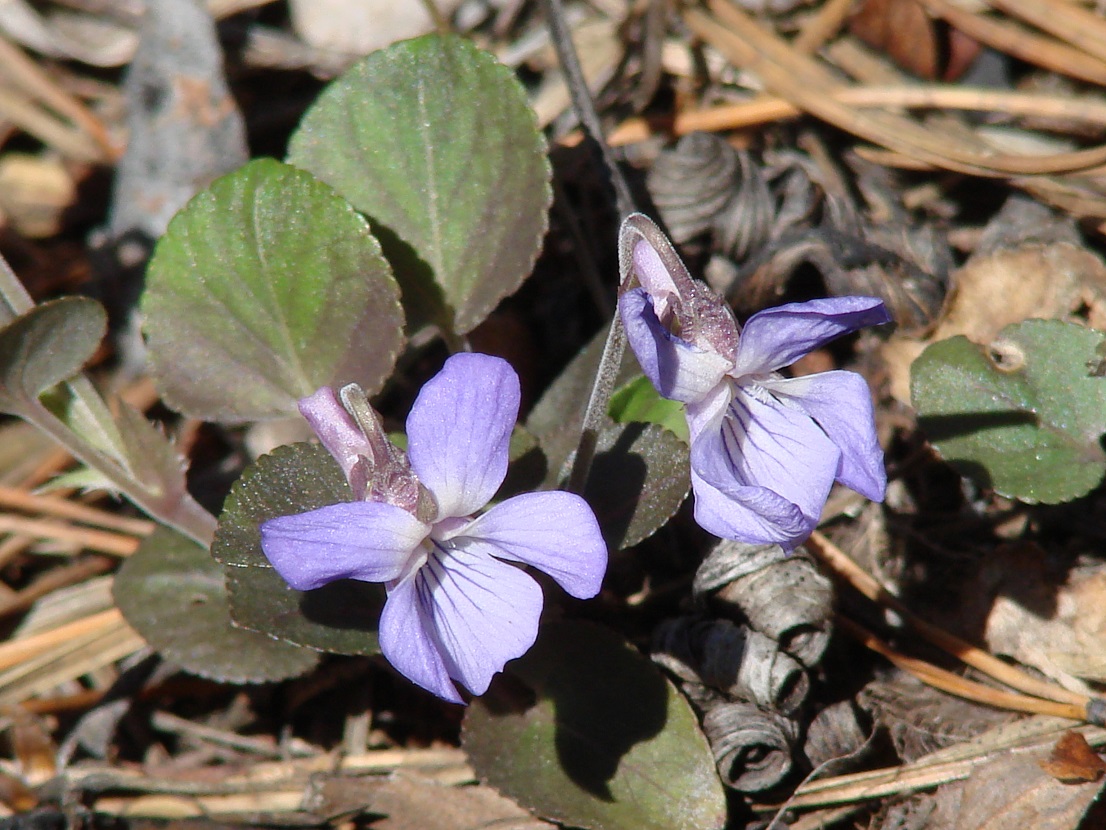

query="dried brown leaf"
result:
[973,547,1106,685]
[312,774,552,829]
[1039,732,1106,783]
[850,0,941,80]
[939,749,1104,830]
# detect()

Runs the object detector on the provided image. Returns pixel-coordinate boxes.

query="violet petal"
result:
[620,288,733,404]
[688,383,839,533]
[457,491,608,599]
[398,544,542,697]
[406,353,519,520]
[689,466,811,548]
[762,371,887,502]
[379,572,464,703]
[260,501,428,592]
[730,297,891,376]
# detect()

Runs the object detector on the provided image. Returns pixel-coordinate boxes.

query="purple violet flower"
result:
[617,214,892,550]
[260,353,608,703]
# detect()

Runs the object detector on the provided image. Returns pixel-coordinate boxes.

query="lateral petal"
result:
[458,491,608,599]
[688,384,839,535]
[763,371,887,502]
[620,288,732,404]
[417,544,543,696]
[379,573,464,703]
[731,297,891,376]
[406,353,520,519]
[260,501,428,592]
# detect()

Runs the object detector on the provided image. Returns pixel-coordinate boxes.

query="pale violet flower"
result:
[260,353,607,703]
[617,214,891,550]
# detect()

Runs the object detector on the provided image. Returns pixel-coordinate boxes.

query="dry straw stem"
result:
[760,717,1106,810]
[837,615,1087,721]
[0,35,116,163]
[0,485,155,536]
[987,0,1106,60]
[806,530,1094,713]
[0,514,141,556]
[683,0,1106,177]
[0,608,123,674]
[604,86,1106,146]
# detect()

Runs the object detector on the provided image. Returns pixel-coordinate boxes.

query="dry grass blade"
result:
[836,615,1087,721]
[684,0,1106,176]
[987,0,1106,62]
[605,86,1106,145]
[806,531,1094,713]
[0,486,156,535]
[0,514,140,556]
[759,719,1106,810]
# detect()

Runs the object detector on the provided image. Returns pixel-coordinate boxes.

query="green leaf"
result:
[463,621,727,830]
[287,34,551,335]
[213,442,383,655]
[0,298,106,415]
[911,319,1106,503]
[142,158,404,423]
[609,375,689,443]
[114,527,318,683]
[585,421,690,550]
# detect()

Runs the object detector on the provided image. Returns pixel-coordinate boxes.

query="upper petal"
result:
[379,574,464,703]
[298,387,371,491]
[390,543,543,697]
[406,353,520,519]
[260,501,428,591]
[620,288,733,404]
[457,491,608,599]
[730,297,891,376]
[762,371,887,502]
[688,383,840,535]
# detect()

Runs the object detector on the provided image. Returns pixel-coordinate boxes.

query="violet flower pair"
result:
[261,353,607,703]
[618,214,891,550]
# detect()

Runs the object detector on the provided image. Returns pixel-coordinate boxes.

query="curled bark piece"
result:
[647,132,740,244]
[802,699,871,772]
[701,701,800,792]
[694,540,834,669]
[653,616,809,714]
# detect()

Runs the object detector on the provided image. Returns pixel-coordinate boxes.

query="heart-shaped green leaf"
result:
[911,319,1106,503]
[114,526,318,683]
[142,158,404,423]
[0,298,106,415]
[213,442,383,655]
[463,621,726,830]
[287,34,551,335]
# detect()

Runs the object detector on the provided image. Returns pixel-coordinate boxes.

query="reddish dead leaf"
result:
[1040,732,1106,784]
[849,0,940,80]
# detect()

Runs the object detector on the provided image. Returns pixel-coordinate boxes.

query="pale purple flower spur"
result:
[617,214,891,550]
[260,353,607,703]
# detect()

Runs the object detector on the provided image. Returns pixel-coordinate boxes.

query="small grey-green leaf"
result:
[585,421,690,550]
[213,442,383,655]
[287,34,551,335]
[463,621,726,830]
[114,526,317,683]
[142,158,404,422]
[911,319,1106,503]
[0,298,106,414]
